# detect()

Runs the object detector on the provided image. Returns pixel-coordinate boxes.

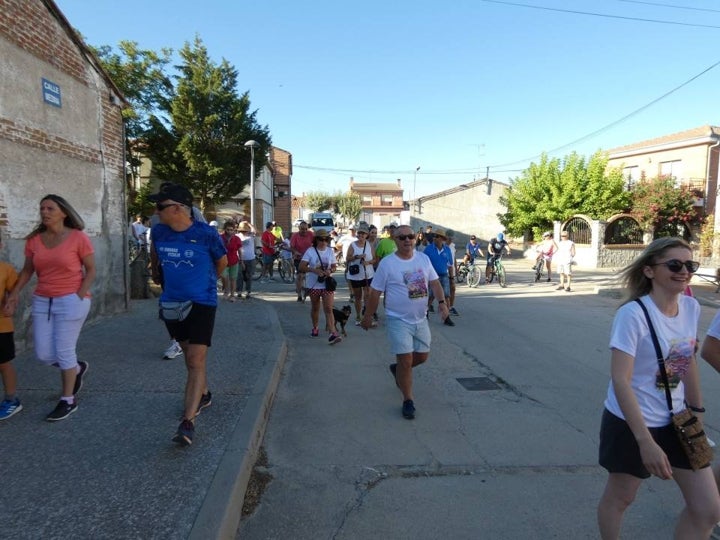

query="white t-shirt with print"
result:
[301,246,336,289]
[371,251,439,324]
[605,294,700,427]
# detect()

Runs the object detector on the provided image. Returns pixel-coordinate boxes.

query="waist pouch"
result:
[159,300,194,322]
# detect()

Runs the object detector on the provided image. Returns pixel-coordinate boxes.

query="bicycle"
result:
[533,258,545,283]
[465,260,485,287]
[485,255,507,288]
[277,256,295,283]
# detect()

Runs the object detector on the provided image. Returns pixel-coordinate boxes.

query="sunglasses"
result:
[156,202,180,211]
[651,259,700,273]
[316,237,329,242]
[395,234,416,241]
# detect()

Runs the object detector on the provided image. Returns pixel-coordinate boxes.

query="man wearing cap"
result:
[290,221,314,301]
[361,225,449,420]
[463,235,484,265]
[424,230,456,326]
[149,183,227,446]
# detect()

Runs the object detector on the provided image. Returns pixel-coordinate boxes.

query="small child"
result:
[0,235,21,420]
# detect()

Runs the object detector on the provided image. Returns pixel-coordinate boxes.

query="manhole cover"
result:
[456,377,500,391]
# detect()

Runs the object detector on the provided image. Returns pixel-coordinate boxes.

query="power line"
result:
[489,57,720,168]
[616,0,720,14]
[479,0,720,29]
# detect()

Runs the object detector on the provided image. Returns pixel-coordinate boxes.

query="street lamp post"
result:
[244,140,260,231]
[413,166,420,206]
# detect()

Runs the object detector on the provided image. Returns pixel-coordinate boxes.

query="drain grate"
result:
[456,377,500,391]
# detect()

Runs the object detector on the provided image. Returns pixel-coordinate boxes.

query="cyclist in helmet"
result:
[486,232,511,283]
[533,231,559,282]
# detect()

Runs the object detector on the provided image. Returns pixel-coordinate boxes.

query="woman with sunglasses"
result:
[299,231,342,345]
[597,237,719,538]
[346,224,376,326]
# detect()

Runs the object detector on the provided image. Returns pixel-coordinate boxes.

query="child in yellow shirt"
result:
[0,235,20,420]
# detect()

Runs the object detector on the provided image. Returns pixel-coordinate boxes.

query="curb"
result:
[189,303,288,540]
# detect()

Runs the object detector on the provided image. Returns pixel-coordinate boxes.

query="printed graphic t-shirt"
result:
[605,294,699,427]
[152,221,226,306]
[372,251,438,324]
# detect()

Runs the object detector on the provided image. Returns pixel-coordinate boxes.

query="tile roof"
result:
[608,125,720,154]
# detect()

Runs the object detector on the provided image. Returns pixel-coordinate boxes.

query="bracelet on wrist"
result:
[438,300,445,304]
[689,405,706,413]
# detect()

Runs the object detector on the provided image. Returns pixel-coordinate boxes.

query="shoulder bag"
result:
[313,247,337,292]
[635,298,713,470]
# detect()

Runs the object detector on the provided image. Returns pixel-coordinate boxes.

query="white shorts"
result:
[385,316,431,355]
[557,261,572,275]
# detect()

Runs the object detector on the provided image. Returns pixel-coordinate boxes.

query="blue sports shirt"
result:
[152,221,226,305]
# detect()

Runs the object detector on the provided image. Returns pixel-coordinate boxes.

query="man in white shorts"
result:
[361,225,448,420]
[555,230,576,292]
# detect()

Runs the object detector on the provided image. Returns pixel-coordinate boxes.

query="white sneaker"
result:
[163,340,183,359]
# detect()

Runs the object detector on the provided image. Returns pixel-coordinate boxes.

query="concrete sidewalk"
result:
[0,295,286,539]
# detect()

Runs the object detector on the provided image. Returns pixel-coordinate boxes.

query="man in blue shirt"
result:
[149,183,227,447]
[423,230,455,327]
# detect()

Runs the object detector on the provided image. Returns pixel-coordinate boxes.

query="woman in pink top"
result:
[5,195,96,422]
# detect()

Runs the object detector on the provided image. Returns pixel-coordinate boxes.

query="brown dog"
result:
[332,305,352,336]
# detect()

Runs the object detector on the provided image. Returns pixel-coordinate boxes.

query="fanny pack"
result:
[159,300,194,322]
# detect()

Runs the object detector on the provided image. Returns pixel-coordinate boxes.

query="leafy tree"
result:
[156,37,271,211]
[92,41,173,213]
[305,191,334,212]
[499,151,630,238]
[336,192,362,223]
[631,174,703,238]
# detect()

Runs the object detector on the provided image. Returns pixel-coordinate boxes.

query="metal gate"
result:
[562,216,591,244]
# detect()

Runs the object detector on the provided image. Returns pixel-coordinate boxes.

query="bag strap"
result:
[634,298,674,413]
[314,247,327,270]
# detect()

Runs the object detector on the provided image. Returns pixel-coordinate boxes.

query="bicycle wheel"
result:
[467,266,480,288]
[534,259,544,282]
[497,262,507,288]
[280,260,294,283]
[455,266,466,283]
[487,263,495,284]
[252,258,263,280]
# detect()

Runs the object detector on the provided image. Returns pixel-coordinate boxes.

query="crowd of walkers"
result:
[7,188,720,538]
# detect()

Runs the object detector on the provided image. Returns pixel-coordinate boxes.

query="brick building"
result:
[270,146,292,234]
[0,0,128,345]
[350,178,404,227]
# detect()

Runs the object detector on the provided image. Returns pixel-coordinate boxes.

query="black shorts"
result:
[163,303,216,347]
[0,332,15,363]
[349,278,372,289]
[598,408,701,478]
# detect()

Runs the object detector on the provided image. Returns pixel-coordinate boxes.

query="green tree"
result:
[631,174,703,238]
[336,191,362,223]
[305,191,334,212]
[92,41,173,213]
[499,151,630,238]
[168,37,271,210]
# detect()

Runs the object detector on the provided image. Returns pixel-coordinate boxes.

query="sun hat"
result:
[238,221,252,233]
[357,224,370,234]
[433,229,447,239]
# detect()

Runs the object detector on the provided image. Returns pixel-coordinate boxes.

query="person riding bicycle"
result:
[533,231,558,283]
[463,235,484,265]
[486,232,511,283]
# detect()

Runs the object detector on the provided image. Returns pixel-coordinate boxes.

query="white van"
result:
[310,212,335,235]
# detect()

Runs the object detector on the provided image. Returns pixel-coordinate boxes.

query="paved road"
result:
[3,258,720,538]
[238,259,720,540]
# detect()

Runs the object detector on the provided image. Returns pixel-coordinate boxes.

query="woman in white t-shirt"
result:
[597,237,719,538]
[346,224,376,325]
[299,230,342,345]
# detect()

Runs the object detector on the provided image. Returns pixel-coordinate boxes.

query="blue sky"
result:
[55,0,720,198]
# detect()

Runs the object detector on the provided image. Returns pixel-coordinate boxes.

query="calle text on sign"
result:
[42,78,61,108]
